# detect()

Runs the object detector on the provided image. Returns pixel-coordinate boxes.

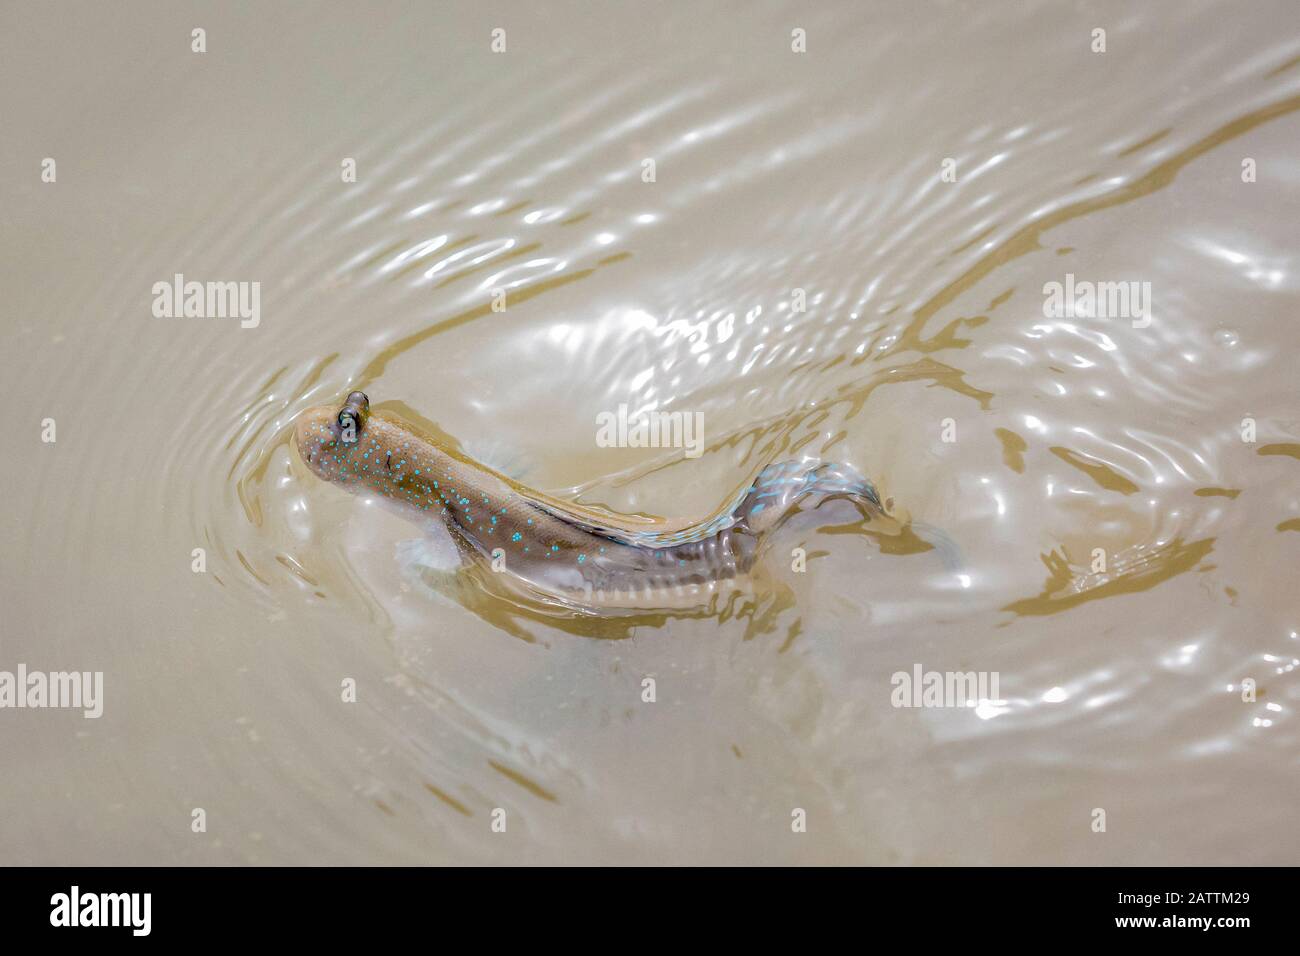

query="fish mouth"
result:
[293,405,343,477]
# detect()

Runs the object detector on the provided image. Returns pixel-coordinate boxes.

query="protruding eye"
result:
[337,391,370,442]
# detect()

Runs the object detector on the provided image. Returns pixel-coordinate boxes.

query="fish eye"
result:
[337,391,370,443]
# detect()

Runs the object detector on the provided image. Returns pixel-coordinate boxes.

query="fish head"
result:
[293,391,372,483]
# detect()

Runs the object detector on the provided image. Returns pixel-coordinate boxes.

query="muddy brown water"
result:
[1,1,1297,864]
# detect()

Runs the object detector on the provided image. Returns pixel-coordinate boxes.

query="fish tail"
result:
[733,459,884,535]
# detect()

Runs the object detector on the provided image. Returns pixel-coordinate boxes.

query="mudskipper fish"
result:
[293,392,943,615]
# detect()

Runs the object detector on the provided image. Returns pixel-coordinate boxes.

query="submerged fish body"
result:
[294,395,885,611]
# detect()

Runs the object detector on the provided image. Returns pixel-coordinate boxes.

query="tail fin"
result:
[733,460,884,534]
[729,460,966,574]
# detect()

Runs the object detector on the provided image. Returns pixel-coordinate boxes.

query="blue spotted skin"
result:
[294,405,883,610]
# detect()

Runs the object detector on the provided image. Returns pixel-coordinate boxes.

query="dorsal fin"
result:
[513,481,750,548]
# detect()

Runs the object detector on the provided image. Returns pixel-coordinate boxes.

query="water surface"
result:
[2,0,1298,864]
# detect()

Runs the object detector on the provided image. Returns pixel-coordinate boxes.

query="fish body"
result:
[294,395,886,611]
